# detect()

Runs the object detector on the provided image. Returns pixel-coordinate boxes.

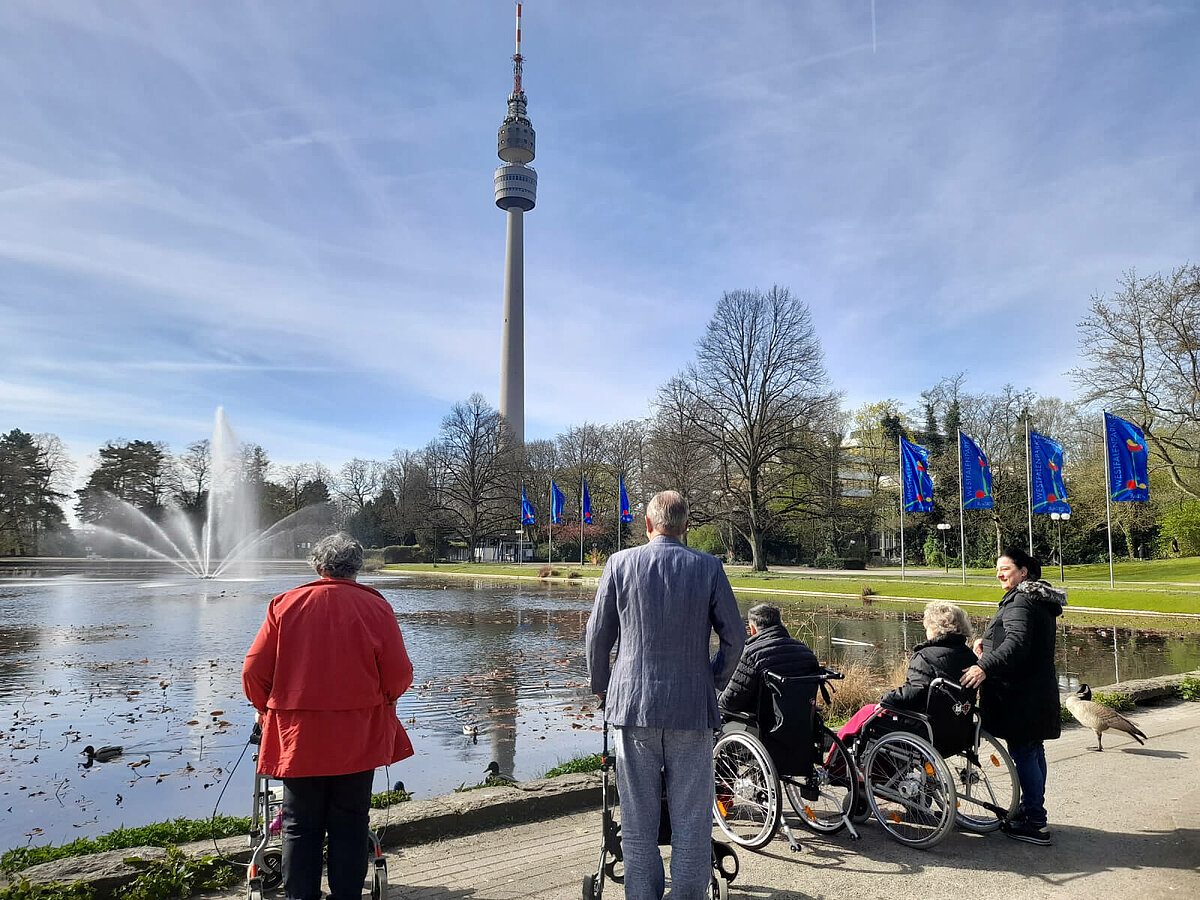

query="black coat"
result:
[880,633,978,711]
[718,624,819,716]
[978,580,1067,744]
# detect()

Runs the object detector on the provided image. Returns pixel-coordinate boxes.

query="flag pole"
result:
[1026,417,1034,552]
[957,430,967,585]
[580,474,585,566]
[548,479,553,565]
[617,475,622,554]
[518,485,523,566]
[898,434,906,582]
[1103,412,1115,588]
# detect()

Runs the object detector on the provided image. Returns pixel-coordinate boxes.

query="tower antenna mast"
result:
[512,2,524,93]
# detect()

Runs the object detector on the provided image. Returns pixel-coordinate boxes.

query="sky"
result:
[1,0,1197,479]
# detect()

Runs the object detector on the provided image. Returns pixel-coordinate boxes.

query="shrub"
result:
[1060,704,1075,724]
[860,584,877,597]
[818,662,887,722]
[0,882,94,900]
[688,524,725,557]
[1179,676,1200,702]
[543,754,603,778]
[115,848,238,900]
[369,788,412,808]
[567,570,582,579]
[1091,691,1136,713]
[814,553,843,569]
[537,565,559,578]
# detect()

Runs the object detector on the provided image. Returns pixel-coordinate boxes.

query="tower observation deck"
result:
[495,2,536,444]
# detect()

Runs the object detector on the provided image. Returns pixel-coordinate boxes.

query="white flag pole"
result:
[548,480,553,565]
[617,475,622,554]
[1103,412,1115,588]
[898,434,906,582]
[580,474,585,567]
[1026,418,1034,552]
[958,431,967,585]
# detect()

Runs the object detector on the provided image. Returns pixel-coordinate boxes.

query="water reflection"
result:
[0,562,1196,850]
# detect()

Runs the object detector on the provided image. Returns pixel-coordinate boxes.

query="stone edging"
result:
[9,772,606,897]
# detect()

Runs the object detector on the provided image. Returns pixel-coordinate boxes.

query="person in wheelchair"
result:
[718,604,819,719]
[837,601,977,749]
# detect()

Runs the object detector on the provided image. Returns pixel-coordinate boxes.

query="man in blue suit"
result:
[586,490,745,900]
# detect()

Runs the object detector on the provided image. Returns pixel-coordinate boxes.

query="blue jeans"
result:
[613,726,714,900]
[281,770,375,900]
[1007,740,1048,827]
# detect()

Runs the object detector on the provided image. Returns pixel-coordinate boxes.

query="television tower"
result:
[494,1,536,444]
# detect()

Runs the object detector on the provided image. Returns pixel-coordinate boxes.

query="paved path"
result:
[383,702,1200,900]
[216,702,1199,900]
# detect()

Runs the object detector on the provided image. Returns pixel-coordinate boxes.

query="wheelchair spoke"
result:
[713,731,781,849]
[864,733,957,848]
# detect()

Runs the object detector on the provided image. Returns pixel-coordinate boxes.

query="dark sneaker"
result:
[1002,819,1051,845]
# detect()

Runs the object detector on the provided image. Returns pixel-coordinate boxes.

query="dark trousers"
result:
[281,770,375,900]
[1007,740,1048,827]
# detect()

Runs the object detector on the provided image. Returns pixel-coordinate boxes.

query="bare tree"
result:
[429,394,516,552]
[685,286,838,570]
[1073,264,1200,499]
[335,458,380,515]
[175,440,210,514]
[647,376,718,522]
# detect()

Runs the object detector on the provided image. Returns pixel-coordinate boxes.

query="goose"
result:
[462,723,479,738]
[484,761,516,785]
[82,745,123,763]
[1065,684,1147,751]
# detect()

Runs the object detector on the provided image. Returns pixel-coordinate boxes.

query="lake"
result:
[1,560,1197,850]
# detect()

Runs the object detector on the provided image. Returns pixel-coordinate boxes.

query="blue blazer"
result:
[585,536,745,730]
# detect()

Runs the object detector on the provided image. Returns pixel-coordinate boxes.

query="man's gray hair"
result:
[748,604,782,630]
[646,490,688,536]
[922,601,972,639]
[309,532,364,579]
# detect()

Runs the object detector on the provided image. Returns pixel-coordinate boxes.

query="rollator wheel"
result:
[713,730,781,849]
[259,848,283,891]
[708,872,729,900]
[582,873,602,899]
[246,880,265,900]
[863,732,957,849]
[949,731,1019,833]
[787,727,860,835]
[370,858,388,900]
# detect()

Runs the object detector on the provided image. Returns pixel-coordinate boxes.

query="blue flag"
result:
[1029,431,1071,514]
[619,475,633,523]
[521,487,535,525]
[900,439,934,513]
[582,478,593,524]
[960,432,994,510]
[1105,413,1149,502]
[551,480,565,524]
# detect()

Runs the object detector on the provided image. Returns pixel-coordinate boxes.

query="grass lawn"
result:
[381,558,1200,616]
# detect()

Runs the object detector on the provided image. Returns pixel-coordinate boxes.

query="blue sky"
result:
[1,1,1197,473]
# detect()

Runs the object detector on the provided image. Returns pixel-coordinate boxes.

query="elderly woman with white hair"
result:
[243,532,414,900]
[836,601,977,743]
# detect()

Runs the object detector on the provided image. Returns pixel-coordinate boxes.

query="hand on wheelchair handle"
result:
[961,664,986,688]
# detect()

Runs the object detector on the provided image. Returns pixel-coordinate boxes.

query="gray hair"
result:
[748,604,782,630]
[922,601,972,639]
[646,490,688,536]
[309,532,364,579]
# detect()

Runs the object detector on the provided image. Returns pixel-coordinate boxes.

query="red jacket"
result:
[242,577,414,778]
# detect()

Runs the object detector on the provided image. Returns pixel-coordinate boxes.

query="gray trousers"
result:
[613,726,714,900]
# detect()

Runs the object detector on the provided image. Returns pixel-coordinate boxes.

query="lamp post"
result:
[515,529,524,565]
[936,523,951,573]
[1050,512,1070,582]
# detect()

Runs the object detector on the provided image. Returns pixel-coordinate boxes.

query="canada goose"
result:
[82,745,123,763]
[1065,684,1147,751]
[484,761,516,784]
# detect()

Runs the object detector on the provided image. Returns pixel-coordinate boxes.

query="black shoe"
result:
[1002,819,1051,845]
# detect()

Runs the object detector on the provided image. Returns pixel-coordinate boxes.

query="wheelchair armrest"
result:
[720,708,757,725]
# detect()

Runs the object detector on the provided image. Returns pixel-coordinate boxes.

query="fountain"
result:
[85,408,326,578]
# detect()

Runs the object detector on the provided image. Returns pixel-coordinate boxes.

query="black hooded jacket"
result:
[978,579,1068,744]
[718,624,819,716]
[880,633,978,711]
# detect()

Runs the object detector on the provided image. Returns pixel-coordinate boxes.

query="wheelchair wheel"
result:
[713,730,781,849]
[786,727,861,834]
[863,732,957,849]
[948,731,1019,833]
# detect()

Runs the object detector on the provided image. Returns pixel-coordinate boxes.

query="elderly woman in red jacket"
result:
[243,533,413,900]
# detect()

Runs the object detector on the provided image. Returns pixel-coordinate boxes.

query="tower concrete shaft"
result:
[494,2,536,445]
[498,209,524,443]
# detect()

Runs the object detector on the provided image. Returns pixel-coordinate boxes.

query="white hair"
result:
[646,490,688,536]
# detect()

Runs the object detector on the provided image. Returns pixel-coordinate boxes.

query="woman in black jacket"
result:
[836,601,976,747]
[962,547,1067,846]
[879,601,978,710]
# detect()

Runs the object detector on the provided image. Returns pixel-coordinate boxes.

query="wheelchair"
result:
[713,668,863,852]
[843,677,1020,849]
